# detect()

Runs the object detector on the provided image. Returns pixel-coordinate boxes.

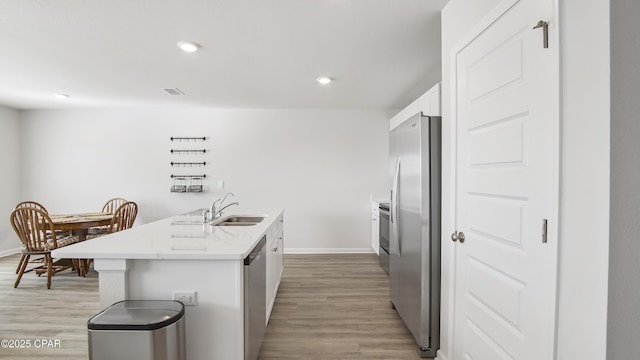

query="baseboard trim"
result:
[284,248,375,254]
[0,247,21,258]
[435,353,448,360]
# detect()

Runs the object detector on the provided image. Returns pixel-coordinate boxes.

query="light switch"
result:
[217,180,224,189]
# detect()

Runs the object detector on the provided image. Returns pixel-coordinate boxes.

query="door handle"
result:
[391,157,401,256]
[392,157,400,224]
[451,231,465,243]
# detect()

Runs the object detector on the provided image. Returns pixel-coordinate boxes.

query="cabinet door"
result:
[428,83,441,116]
[274,214,284,290]
[275,230,283,288]
[371,203,380,254]
[371,213,379,254]
[266,233,277,324]
[266,215,284,324]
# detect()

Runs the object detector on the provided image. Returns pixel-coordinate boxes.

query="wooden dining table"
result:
[49,212,113,276]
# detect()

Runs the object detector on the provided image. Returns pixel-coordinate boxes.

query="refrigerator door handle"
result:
[391,156,400,224]
[391,157,401,255]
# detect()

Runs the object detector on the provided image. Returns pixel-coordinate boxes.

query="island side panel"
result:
[127,258,244,360]
[93,258,129,310]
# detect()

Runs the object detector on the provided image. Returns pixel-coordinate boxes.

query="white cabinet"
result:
[266,213,284,323]
[371,201,380,254]
[417,82,441,116]
[390,82,441,130]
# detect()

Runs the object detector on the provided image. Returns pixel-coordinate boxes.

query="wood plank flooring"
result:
[260,254,427,360]
[0,254,99,359]
[0,253,429,359]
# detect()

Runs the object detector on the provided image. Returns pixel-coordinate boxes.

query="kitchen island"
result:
[52,208,284,360]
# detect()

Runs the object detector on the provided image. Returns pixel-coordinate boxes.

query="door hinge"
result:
[542,219,548,243]
[533,20,549,49]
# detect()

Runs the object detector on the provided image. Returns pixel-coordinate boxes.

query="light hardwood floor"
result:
[0,253,429,359]
[261,254,428,360]
[0,254,99,359]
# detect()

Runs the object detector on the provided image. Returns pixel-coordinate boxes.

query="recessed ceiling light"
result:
[316,77,332,85]
[53,93,70,99]
[177,41,200,52]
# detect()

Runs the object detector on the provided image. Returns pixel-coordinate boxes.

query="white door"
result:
[452,0,559,359]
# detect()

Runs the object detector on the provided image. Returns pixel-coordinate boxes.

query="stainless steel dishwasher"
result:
[244,236,266,360]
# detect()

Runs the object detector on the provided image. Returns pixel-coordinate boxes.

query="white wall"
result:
[440,0,610,359]
[18,108,390,253]
[608,0,640,358]
[557,1,610,359]
[0,105,21,256]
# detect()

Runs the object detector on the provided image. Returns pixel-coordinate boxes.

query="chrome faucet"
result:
[214,201,239,218]
[210,192,238,219]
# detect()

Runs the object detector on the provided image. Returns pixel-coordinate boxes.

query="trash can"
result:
[88,300,186,360]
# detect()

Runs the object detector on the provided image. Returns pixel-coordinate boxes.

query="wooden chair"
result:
[83,202,138,273]
[88,198,128,236]
[88,201,138,238]
[102,197,128,214]
[10,207,80,289]
[110,201,138,232]
[12,201,73,273]
[13,201,49,274]
[89,201,138,237]
[15,200,49,213]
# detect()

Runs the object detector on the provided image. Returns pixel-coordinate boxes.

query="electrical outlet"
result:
[173,291,198,306]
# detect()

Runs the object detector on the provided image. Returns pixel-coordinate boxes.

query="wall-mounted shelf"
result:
[170,135,208,193]
[170,137,207,142]
[170,174,206,193]
[171,162,207,167]
[170,175,207,179]
[170,149,206,155]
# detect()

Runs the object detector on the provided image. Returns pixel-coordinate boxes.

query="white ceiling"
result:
[0,0,448,110]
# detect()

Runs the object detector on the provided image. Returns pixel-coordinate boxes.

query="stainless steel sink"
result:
[216,222,259,226]
[211,216,265,226]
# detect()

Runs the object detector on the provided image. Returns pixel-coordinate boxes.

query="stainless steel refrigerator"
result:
[389,112,441,358]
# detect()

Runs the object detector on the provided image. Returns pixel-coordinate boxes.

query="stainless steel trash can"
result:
[88,300,186,360]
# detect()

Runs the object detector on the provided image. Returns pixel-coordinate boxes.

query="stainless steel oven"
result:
[378,203,390,275]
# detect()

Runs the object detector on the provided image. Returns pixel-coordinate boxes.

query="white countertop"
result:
[52,208,284,260]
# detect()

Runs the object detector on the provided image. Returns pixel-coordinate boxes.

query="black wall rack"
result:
[170,137,207,142]
[170,135,208,193]
[170,149,206,154]
[171,162,207,167]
